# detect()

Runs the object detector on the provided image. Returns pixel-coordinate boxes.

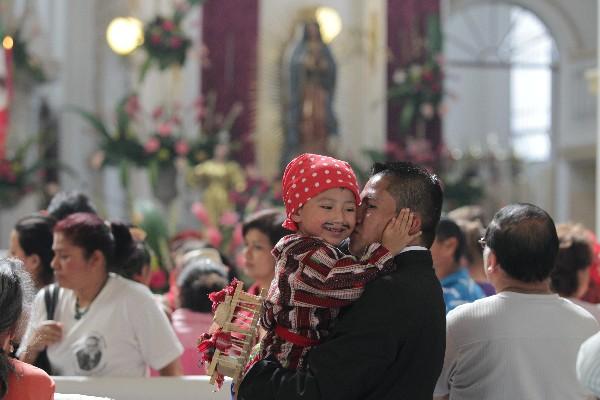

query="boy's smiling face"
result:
[292,187,357,246]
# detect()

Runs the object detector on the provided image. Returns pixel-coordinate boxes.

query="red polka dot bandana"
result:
[281,153,360,231]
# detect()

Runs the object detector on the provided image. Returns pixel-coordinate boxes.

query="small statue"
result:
[193,143,246,226]
[281,18,338,167]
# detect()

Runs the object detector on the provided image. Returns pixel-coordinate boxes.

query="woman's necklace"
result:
[74,276,109,320]
[74,298,89,320]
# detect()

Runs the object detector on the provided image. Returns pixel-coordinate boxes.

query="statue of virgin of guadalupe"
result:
[281,19,338,167]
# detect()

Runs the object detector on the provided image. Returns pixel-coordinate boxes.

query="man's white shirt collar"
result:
[399,245,428,254]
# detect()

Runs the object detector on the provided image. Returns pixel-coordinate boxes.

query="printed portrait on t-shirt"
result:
[74,334,106,373]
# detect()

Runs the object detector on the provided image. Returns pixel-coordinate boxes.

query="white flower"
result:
[420,103,435,119]
[393,69,407,84]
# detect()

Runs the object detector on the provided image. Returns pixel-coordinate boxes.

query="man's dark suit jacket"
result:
[238,250,446,400]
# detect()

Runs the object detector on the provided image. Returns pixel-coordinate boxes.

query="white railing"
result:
[53,376,232,400]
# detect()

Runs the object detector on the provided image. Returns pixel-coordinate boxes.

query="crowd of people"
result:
[3,156,600,399]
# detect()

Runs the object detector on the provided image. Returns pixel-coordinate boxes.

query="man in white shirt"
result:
[434,203,599,400]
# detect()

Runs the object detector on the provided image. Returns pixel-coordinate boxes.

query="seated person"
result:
[435,203,599,400]
[551,223,600,322]
[0,257,54,400]
[173,258,228,375]
[431,217,484,313]
[17,213,183,376]
[8,214,56,291]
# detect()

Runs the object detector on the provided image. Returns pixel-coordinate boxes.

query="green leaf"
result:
[66,106,112,140]
[400,101,416,132]
[119,159,130,188]
[139,57,153,84]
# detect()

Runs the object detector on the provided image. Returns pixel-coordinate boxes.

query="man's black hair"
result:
[47,190,97,221]
[371,161,443,248]
[484,203,558,282]
[435,217,465,263]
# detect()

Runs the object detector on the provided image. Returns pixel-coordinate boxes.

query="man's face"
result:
[349,175,397,255]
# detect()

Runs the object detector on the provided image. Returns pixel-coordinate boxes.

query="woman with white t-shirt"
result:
[17,212,183,376]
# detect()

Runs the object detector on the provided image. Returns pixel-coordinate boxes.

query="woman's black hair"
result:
[120,241,152,280]
[242,209,291,247]
[14,214,56,287]
[54,213,135,273]
[0,258,34,398]
[551,224,592,297]
[177,259,228,313]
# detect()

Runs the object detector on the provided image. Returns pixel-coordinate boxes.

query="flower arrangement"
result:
[140,11,192,81]
[191,201,244,258]
[144,105,190,166]
[72,93,146,187]
[389,55,445,133]
[388,14,445,136]
[187,92,244,165]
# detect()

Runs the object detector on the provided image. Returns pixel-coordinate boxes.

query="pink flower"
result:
[235,252,245,270]
[170,37,183,48]
[144,138,160,153]
[231,223,244,248]
[206,227,223,249]
[157,122,173,137]
[152,106,164,120]
[162,20,175,31]
[124,95,140,117]
[191,202,211,226]
[175,139,189,156]
[219,211,239,226]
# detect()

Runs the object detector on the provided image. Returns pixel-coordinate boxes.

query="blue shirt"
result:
[440,268,485,314]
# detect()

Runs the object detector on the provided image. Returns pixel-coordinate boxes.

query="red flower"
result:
[151,33,162,45]
[162,20,175,32]
[170,37,183,49]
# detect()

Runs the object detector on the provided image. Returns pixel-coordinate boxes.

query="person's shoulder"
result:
[558,298,600,330]
[446,295,499,324]
[9,359,55,390]
[108,273,154,300]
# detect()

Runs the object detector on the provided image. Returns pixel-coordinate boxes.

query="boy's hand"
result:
[382,208,422,255]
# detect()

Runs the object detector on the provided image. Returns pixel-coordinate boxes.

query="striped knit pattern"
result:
[260,234,395,369]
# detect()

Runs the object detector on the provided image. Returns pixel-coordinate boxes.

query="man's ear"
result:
[486,250,498,274]
[444,237,459,254]
[408,213,422,235]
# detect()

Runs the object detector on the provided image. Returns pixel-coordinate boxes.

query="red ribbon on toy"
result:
[208,278,241,313]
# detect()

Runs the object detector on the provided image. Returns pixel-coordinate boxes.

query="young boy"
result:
[259,153,418,370]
